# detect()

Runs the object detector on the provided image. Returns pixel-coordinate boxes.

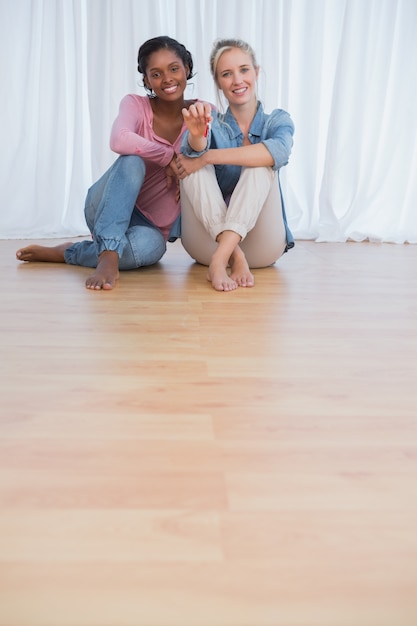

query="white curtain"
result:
[1,0,416,242]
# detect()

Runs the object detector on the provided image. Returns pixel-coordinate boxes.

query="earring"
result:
[143,82,154,96]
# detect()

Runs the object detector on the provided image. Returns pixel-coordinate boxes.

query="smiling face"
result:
[144,48,189,101]
[214,47,259,107]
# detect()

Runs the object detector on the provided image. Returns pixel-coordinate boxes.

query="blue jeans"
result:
[64,155,167,270]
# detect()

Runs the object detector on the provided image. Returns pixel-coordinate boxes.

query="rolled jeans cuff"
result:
[94,236,124,258]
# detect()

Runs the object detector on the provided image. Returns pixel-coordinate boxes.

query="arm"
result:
[110,95,174,167]
[178,106,294,175]
[260,110,295,169]
[176,143,273,176]
[205,143,274,167]
[209,109,294,170]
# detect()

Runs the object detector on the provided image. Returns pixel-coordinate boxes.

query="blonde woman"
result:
[177,38,295,292]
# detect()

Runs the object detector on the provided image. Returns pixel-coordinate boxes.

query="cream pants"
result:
[180,165,287,268]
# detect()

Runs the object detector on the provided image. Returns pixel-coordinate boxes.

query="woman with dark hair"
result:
[16,36,198,290]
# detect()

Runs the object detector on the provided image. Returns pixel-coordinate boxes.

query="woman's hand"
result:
[176,153,208,178]
[182,102,212,137]
[165,156,181,202]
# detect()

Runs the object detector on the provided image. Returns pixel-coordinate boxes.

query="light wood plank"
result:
[1,238,417,626]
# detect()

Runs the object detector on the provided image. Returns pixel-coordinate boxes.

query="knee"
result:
[118,154,146,180]
[120,226,167,270]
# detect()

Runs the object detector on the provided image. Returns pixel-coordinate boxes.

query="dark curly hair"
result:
[137,36,194,96]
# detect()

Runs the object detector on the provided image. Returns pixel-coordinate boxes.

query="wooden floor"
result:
[1,237,417,626]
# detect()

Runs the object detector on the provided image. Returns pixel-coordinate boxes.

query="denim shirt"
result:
[181,102,295,250]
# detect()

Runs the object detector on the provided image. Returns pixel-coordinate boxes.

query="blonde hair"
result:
[209,38,259,80]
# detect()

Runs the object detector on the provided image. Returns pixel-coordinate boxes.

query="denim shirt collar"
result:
[222,101,264,139]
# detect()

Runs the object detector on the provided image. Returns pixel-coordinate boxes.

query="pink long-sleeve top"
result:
[110,94,195,239]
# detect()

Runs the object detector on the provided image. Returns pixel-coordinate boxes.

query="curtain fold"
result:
[317,0,417,243]
[1,0,416,241]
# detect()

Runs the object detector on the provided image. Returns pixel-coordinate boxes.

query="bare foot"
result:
[207,259,238,292]
[16,242,72,263]
[230,248,254,287]
[86,250,119,290]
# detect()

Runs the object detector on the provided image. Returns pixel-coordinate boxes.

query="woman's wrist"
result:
[189,136,208,153]
[204,150,214,165]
